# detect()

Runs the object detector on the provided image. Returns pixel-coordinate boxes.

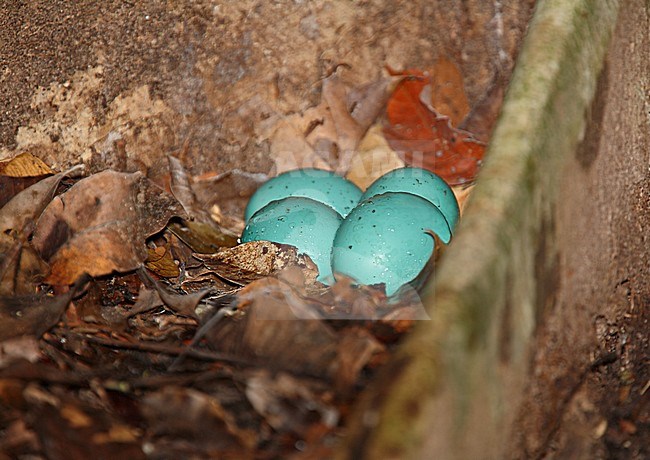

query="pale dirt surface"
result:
[3,1,648,458]
[0,0,531,177]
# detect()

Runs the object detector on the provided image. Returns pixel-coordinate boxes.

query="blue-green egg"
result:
[331,192,451,295]
[241,197,342,283]
[244,168,362,222]
[362,167,459,232]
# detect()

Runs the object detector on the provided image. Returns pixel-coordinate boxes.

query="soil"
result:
[1,0,530,175]
[1,0,647,458]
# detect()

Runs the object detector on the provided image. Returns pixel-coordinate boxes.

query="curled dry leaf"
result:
[138,268,210,319]
[167,155,200,218]
[0,167,83,294]
[31,170,186,285]
[0,168,80,239]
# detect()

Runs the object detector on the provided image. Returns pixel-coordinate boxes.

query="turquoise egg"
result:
[244,168,362,221]
[241,197,342,283]
[331,192,451,295]
[361,167,460,232]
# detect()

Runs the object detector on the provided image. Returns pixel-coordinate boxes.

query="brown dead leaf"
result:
[205,267,383,386]
[0,234,49,296]
[0,152,54,177]
[28,389,146,460]
[0,285,78,341]
[205,273,337,378]
[0,168,80,239]
[192,168,268,223]
[126,286,164,317]
[197,241,319,286]
[245,370,339,435]
[321,75,365,158]
[145,242,180,278]
[141,386,257,453]
[168,220,238,253]
[0,175,49,209]
[345,124,405,190]
[421,56,470,126]
[348,77,399,129]
[269,73,394,175]
[334,327,385,394]
[270,117,332,174]
[31,170,186,285]
[138,268,210,319]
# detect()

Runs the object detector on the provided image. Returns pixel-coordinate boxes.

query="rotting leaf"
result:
[383,67,486,185]
[245,370,339,436]
[31,170,186,285]
[0,277,83,341]
[27,389,146,460]
[334,327,385,395]
[141,386,258,455]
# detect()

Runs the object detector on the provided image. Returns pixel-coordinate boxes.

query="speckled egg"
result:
[361,167,460,232]
[241,197,342,283]
[244,168,362,222]
[331,192,451,295]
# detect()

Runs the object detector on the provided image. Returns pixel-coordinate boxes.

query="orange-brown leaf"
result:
[426,57,470,126]
[383,68,485,185]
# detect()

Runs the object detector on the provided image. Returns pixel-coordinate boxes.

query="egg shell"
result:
[331,192,451,295]
[244,168,362,221]
[361,167,460,232]
[241,196,342,283]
